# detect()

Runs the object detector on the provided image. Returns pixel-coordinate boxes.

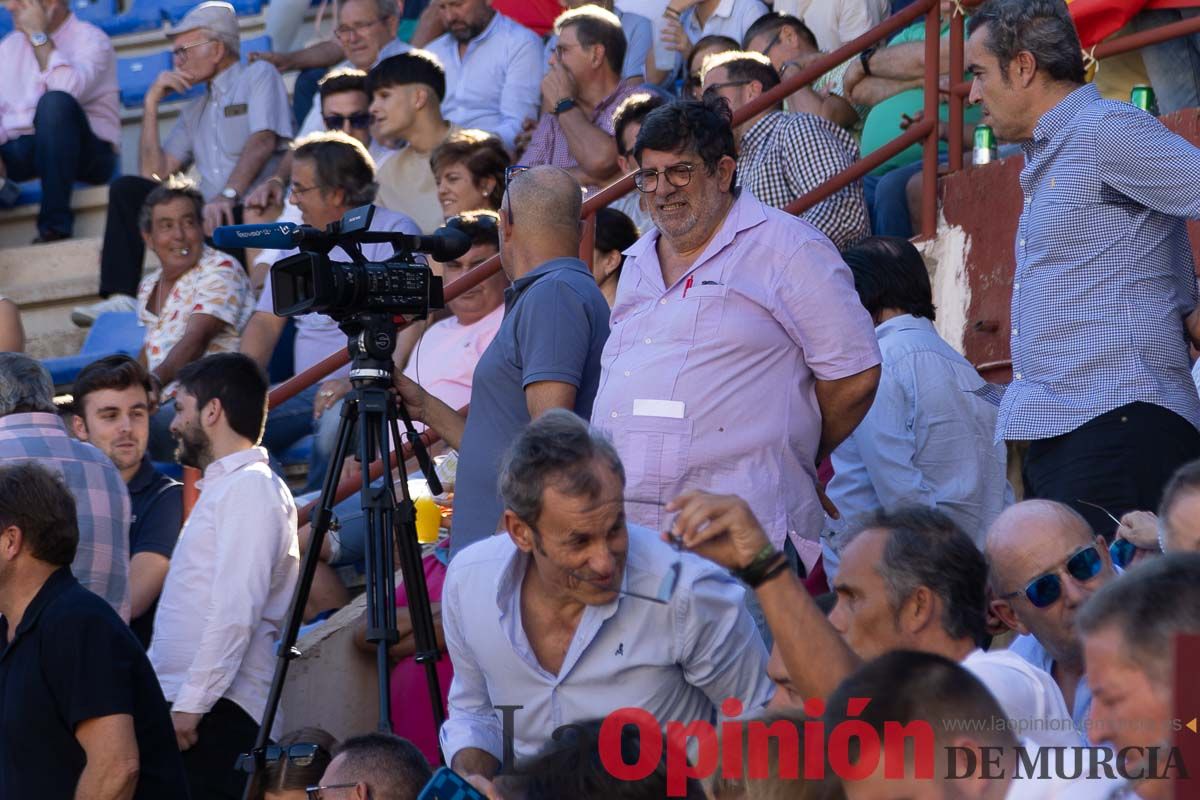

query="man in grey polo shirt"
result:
[76,1,293,326]
[396,166,610,558]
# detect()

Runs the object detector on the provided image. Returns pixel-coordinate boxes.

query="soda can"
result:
[1131,84,1159,115]
[973,124,998,166]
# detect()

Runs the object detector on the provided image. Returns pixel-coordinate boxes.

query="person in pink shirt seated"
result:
[0,0,118,243]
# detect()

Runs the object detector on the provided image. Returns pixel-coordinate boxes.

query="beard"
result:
[449,17,486,42]
[174,425,213,470]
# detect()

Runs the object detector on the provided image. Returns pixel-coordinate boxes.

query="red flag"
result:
[1067,0,1152,48]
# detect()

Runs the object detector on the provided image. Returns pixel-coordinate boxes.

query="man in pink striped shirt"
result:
[0,0,118,243]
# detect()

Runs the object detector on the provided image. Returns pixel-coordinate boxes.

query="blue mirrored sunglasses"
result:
[1006,545,1103,608]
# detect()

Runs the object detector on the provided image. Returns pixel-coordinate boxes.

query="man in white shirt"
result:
[773,0,888,52]
[424,0,543,148]
[148,352,299,799]
[673,495,1080,747]
[440,410,773,792]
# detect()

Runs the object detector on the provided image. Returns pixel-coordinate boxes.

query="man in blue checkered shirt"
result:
[966,0,1200,535]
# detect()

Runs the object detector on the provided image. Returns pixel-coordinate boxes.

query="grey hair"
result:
[968,0,1085,84]
[138,175,204,234]
[205,26,240,59]
[842,507,988,646]
[498,409,625,527]
[1077,552,1200,684]
[292,130,379,206]
[0,353,56,416]
[340,0,397,25]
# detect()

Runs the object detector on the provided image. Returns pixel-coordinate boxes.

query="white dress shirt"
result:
[148,447,298,735]
[962,648,1083,748]
[425,11,543,148]
[774,0,890,52]
[439,524,775,766]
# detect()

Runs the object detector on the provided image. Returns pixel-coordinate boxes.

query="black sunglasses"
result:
[323,112,372,130]
[236,743,323,773]
[503,164,530,225]
[1002,545,1103,608]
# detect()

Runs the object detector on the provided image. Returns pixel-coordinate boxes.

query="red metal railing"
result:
[181,0,947,510]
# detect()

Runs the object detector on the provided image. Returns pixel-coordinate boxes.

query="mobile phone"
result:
[417,767,489,800]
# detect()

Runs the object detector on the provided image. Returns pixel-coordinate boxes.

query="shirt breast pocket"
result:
[683,283,728,343]
[218,107,251,157]
[614,415,693,508]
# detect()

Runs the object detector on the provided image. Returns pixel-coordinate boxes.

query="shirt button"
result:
[1015,372,1023,380]
[1019,239,1025,247]
[1013,282,1020,290]
[623,370,631,377]
[610,411,618,418]
[1012,327,1018,336]
[644,337,652,344]
[660,298,668,305]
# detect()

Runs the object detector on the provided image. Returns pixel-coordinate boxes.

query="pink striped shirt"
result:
[0,14,120,146]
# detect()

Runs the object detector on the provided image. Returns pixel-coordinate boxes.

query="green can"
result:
[973,124,997,166]
[1131,84,1159,115]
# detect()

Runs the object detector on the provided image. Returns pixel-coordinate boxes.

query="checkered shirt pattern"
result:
[522,81,646,172]
[0,413,131,620]
[736,110,869,249]
[998,83,1200,442]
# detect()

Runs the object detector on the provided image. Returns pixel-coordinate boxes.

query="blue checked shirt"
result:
[999,84,1200,441]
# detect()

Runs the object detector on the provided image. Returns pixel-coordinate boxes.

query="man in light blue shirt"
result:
[438,410,773,788]
[824,237,1010,574]
[425,0,543,148]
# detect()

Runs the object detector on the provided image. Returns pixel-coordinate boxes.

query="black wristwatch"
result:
[860,46,878,76]
[551,97,578,116]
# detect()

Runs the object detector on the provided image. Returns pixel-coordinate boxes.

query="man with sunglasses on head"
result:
[986,499,1120,738]
[75,1,294,326]
[590,99,880,634]
[437,411,772,794]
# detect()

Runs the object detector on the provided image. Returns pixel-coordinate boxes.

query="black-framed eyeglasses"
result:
[503,164,530,225]
[1075,499,1139,568]
[236,743,324,773]
[756,29,783,58]
[306,784,358,800]
[702,79,753,101]
[1001,544,1104,608]
[323,112,372,130]
[634,163,695,193]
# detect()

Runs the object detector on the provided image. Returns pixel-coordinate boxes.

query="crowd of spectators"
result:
[4,0,1200,798]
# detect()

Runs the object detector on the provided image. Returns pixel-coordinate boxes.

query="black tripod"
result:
[240,312,446,796]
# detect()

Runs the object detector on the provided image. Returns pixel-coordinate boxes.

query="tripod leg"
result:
[239,397,360,799]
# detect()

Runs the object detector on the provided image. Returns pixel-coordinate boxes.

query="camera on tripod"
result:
[215,204,470,320]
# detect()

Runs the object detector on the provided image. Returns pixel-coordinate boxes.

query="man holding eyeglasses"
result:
[437,411,773,790]
[76,1,293,327]
[590,99,880,609]
[986,499,1120,738]
[521,6,643,190]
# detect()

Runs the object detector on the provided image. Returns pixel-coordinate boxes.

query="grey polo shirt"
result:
[449,258,611,558]
[163,59,293,200]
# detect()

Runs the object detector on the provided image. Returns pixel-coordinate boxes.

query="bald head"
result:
[985,500,1093,588]
[506,165,583,233]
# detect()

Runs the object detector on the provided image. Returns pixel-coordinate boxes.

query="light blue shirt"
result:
[425,11,543,148]
[827,314,1011,547]
[543,9,653,81]
[439,524,774,766]
[1009,633,1093,736]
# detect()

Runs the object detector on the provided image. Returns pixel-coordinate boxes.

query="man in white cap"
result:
[74,1,294,327]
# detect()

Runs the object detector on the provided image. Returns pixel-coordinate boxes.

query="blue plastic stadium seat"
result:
[97,0,165,36]
[43,311,146,387]
[0,7,13,38]
[153,461,183,480]
[240,33,272,60]
[118,50,204,108]
[71,0,118,25]
[163,0,262,22]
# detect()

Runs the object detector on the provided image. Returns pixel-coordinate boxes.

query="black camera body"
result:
[269,205,451,321]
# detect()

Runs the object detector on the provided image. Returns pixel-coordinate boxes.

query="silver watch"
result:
[220,186,239,202]
[28,31,49,48]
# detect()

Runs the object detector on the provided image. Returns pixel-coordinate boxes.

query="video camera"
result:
[213,205,470,320]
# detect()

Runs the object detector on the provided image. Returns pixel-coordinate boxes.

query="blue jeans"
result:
[1133,9,1200,114]
[0,91,117,237]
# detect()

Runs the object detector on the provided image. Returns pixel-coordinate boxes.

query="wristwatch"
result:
[551,97,578,116]
[28,31,49,48]
[220,186,239,202]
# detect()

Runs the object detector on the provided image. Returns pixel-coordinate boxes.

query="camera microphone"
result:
[394,227,472,262]
[211,222,320,250]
